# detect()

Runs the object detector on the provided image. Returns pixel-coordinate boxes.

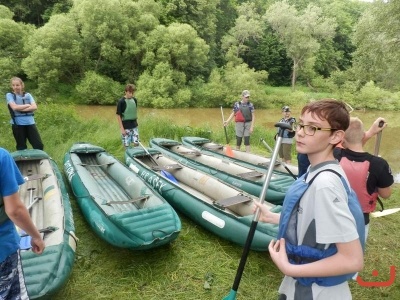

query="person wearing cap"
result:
[277,106,296,164]
[224,90,255,152]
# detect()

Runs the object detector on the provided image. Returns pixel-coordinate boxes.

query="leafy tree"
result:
[75,71,122,105]
[21,13,83,95]
[352,1,400,90]
[0,4,13,19]
[217,62,268,108]
[141,22,209,81]
[1,0,72,25]
[0,7,34,91]
[137,62,192,108]
[222,2,264,65]
[137,22,209,107]
[157,0,220,71]
[243,26,292,86]
[265,0,336,90]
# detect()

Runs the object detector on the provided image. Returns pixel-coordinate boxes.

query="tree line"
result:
[0,0,399,109]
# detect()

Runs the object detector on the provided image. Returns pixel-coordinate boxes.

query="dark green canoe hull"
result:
[12,149,77,299]
[125,147,280,251]
[63,142,181,249]
[181,136,298,177]
[149,138,294,205]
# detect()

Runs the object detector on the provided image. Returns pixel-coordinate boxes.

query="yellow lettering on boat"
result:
[44,189,56,201]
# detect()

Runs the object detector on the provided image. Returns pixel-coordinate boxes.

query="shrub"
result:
[75,71,123,105]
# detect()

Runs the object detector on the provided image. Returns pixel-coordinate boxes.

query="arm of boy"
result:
[253,201,280,224]
[363,117,386,145]
[224,111,235,126]
[4,192,45,254]
[269,238,363,278]
[116,115,126,136]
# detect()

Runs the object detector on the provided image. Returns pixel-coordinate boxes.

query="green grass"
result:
[0,104,399,299]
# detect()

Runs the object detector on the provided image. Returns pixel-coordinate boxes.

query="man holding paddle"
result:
[224,90,255,153]
[334,117,393,242]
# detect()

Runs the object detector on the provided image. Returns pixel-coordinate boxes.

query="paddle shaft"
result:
[227,122,291,296]
[221,106,230,144]
[373,120,384,156]
[373,120,385,210]
[138,141,160,166]
[260,138,297,180]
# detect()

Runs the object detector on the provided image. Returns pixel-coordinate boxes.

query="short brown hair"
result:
[125,84,136,92]
[344,117,364,144]
[301,99,350,132]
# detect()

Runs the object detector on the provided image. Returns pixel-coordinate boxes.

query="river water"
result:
[76,105,400,182]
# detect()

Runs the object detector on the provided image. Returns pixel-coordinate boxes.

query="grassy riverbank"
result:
[1,104,399,299]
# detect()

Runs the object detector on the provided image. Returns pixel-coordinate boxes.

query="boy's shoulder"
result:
[307,163,345,184]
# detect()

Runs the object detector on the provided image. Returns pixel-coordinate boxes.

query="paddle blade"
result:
[371,208,400,218]
[225,145,234,157]
[223,289,237,300]
[161,170,178,184]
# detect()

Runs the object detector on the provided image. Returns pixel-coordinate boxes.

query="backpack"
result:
[278,169,365,287]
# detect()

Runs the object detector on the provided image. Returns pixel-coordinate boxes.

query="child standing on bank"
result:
[116,84,139,148]
[277,106,296,164]
[6,77,44,151]
[255,99,364,299]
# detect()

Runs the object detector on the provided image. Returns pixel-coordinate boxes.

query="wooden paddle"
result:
[220,106,234,157]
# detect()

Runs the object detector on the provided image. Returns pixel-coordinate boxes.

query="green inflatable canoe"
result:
[181,136,298,177]
[63,142,181,249]
[12,149,77,299]
[150,138,295,205]
[125,147,281,251]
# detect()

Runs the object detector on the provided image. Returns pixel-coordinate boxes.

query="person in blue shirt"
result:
[6,77,44,150]
[0,147,45,299]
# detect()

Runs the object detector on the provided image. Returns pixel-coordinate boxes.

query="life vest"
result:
[339,157,378,213]
[8,93,34,125]
[234,102,252,122]
[278,169,365,287]
[122,98,137,121]
[278,117,296,138]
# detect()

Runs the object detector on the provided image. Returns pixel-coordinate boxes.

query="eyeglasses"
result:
[293,123,337,136]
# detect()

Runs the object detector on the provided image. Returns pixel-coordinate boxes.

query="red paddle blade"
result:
[225,145,234,157]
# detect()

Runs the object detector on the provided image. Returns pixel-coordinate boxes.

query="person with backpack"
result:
[277,106,296,164]
[254,99,364,300]
[334,117,393,242]
[224,90,255,152]
[116,84,139,148]
[5,77,44,150]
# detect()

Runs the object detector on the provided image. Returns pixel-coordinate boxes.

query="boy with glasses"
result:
[255,99,364,300]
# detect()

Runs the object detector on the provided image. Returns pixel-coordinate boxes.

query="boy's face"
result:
[282,111,290,117]
[125,91,134,98]
[295,111,343,157]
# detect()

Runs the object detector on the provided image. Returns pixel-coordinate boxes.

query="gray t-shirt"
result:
[278,161,359,300]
